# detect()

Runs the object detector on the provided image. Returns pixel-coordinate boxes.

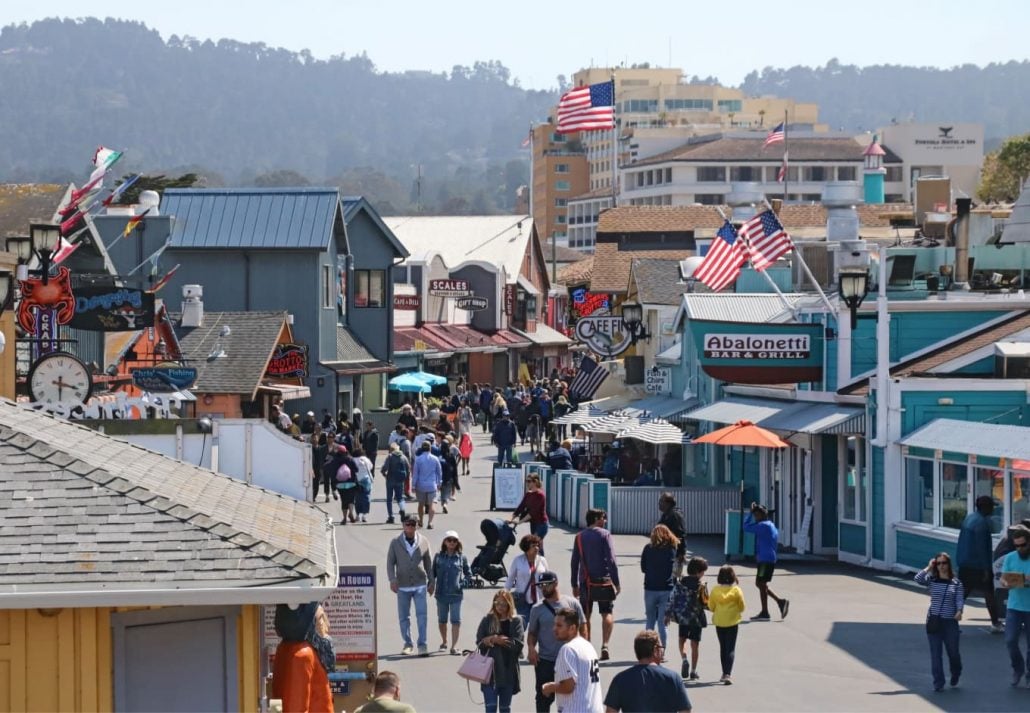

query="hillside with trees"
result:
[2,20,1029,213]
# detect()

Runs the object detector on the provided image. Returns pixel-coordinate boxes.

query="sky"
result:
[4,0,1029,91]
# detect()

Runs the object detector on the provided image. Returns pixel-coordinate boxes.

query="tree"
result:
[977,133,1030,203]
[115,173,199,204]
[253,169,311,187]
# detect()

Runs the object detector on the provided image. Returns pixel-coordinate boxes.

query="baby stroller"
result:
[469,518,517,587]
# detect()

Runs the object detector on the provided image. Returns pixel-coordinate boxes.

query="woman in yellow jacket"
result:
[708,565,746,685]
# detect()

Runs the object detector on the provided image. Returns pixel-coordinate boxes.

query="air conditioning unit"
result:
[994,342,1030,378]
[181,284,204,328]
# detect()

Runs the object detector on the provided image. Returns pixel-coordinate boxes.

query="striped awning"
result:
[617,418,691,445]
[585,412,644,434]
[551,404,607,425]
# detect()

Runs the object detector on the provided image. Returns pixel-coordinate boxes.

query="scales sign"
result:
[428,279,470,298]
[690,319,823,384]
[574,316,632,357]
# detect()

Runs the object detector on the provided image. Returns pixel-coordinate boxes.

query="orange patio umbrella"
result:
[693,420,789,554]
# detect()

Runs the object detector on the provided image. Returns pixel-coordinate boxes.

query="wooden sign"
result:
[503,284,515,315]
[69,286,155,331]
[266,343,308,378]
[428,279,470,298]
[456,296,488,311]
[393,294,421,310]
[131,366,198,393]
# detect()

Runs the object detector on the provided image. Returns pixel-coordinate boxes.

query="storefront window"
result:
[940,462,968,529]
[842,437,867,521]
[904,457,934,524]
[972,466,1003,533]
[1012,469,1030,526]
[354,270,385,308]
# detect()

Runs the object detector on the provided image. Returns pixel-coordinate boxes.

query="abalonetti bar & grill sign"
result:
[428,279,470,298]
[689,319,824,384]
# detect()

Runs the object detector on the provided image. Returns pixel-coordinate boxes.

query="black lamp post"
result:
[6,236,33,281]
[29,223,61,285]
[838,267,869,330]
[620,301,650,345]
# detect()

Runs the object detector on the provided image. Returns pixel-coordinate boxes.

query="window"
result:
[694,194,723,205]
[323,265,334,309]
[556,215,567,224]
[665,168,672,183]
[555,163,570,174]
[885,166,903,182]
[904,458,934,525]
[972,466,1003,534]
[842,437,867,521]
[837,166,857,181]
[665,98,713,111]
[1010,467,1030,526]
[353,269,385,308]
[802,166,828,182]
[717,99,742,113]
[550,133,566,143]
[554,198,567,207]
[555,180,571,191]
[696,167,726,183]
[623,99,658,113]
[730,166,761,182]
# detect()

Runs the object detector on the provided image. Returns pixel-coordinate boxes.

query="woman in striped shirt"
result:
[915,552,965,691]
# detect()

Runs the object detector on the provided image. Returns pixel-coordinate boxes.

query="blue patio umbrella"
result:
[409,370,447,386]
[388,373,432,393]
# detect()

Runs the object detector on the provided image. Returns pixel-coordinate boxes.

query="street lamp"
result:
[838,267,869,330]
[620,301,650,345]
[29,223,61,285]
[6,236,33,281]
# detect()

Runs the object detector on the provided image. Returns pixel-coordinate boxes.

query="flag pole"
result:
[127,237,170,276]
[610,74,618,207]
[761,198,836,316]
[717,206,797,319]
[782,110,789,202]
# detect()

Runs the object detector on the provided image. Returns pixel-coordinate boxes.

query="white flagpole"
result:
[127,237,170,276]
[782,109,789,202]
[610,75,618,207]
[717,206,797,318]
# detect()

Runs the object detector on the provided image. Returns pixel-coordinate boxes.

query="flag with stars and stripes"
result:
[763,122,785,148]
[777,150,788,182]
[556,81,615,134]
[568,355,609,401]
[693,221,747,292]
[740,210,793,271]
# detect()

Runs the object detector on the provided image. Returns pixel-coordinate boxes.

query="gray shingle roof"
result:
[0,402,335,603]
[173,311,286,395]
[631,259,688,305]
[336,326,377,363]
[162,188,341,250]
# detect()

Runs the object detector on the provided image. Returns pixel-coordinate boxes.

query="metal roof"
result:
[623,395,697,420]
[683,293,803,323]
[684,397,864,434]
[900,418,1030,461]
[683,397,791,425]
[162,188,341,250]
[383,215,532,280]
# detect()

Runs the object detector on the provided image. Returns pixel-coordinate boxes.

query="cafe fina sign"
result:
[574,316,633,357]
[689,319,824,384]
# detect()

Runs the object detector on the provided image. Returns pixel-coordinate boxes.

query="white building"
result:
[876,122,984,202]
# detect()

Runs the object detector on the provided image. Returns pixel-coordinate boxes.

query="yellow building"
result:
[0,402,337,711]
[530,123,590,254]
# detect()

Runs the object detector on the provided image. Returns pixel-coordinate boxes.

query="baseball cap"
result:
[337,444,348,453]
[307,411,315,417]
[538,571,558,584]
[443,530,461,542]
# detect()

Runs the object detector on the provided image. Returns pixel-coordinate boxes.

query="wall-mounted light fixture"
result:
[620,301,650,345]
[29,223,61,286]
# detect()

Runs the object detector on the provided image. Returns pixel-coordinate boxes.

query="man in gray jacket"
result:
[387,514,435,656]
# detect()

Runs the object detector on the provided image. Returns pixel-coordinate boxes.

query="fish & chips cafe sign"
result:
[689,319,824,384]
[266,344,308,378]
[428,279,470,298]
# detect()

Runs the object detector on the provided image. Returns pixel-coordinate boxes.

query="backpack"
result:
[336,463,353,483]
[669,578,707,628]
[356,462,373,493]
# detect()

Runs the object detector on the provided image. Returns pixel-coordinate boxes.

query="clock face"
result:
[28,353,93,407]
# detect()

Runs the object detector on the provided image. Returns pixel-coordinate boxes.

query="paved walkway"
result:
[322,429,1028,712]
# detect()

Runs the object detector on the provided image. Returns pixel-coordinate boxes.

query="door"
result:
[113,607,238,712]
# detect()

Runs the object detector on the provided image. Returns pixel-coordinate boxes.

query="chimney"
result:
[954,198,972,288]
[181,284,204,327]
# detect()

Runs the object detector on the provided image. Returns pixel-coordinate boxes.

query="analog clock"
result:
[27,352,94,407]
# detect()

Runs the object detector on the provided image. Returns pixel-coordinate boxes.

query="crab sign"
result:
[17,267,76,334]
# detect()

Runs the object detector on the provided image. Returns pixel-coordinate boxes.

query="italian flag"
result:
[93,146,123,169]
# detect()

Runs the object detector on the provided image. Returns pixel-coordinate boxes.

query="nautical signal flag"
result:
[763,122,785,148]
[693,221,747,292]
[739,210,793,271]
[556,81,615,134]
[148,264,180,294]
[568,354,609,401]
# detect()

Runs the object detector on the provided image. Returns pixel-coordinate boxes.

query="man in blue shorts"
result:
[744,502,789,621]
[603,630,692,712]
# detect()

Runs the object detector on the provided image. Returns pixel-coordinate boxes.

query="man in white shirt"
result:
[543,607,603,713]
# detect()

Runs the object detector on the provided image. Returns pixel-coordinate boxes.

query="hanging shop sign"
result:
[69,286,155,331]
[428,279,470,298]
[456,296,489,311]
[17,267,76,360]
[570,287,610,318]
[574,315,632,357]
[689,319,824,384]
[645,367,672,394]
[503,284,516,315]
[393,294,421,310]
[266,343,308,378]
[131,365,198,393]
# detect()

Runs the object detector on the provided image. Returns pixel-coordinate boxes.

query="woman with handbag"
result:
[640,524,679,651]
[474,591,524,713]
[433,530,472,655]
[915,552,965,691]
[505,534,549,625]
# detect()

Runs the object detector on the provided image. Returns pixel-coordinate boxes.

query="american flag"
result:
[777,150,788,182]
[556,81,615,134]
[693,221,747,292]
[568,355,609,400]
[740,210,793,271]
[763,122,785,148]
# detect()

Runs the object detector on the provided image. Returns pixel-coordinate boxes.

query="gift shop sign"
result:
[428,279,470,298]
[456,296,489,311]
[266,343,308,378]
[689,319,824,384]
[574,316,632,357]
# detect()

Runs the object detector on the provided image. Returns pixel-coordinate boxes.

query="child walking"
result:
[709,565,745,685]
[668,556,709,681]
